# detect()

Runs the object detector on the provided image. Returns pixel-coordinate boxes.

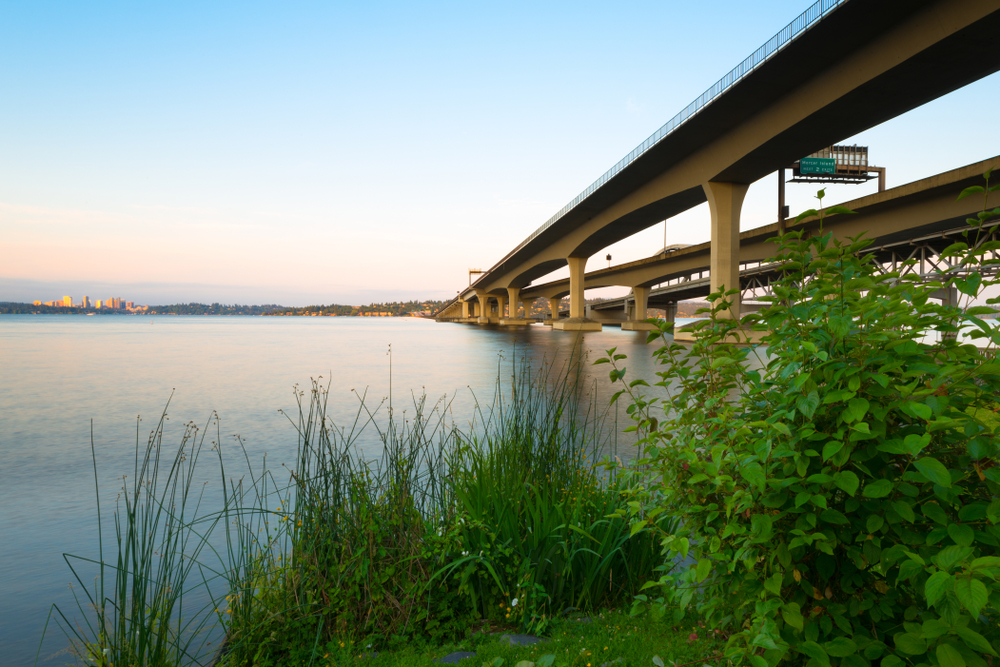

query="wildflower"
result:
[512,598,518,607]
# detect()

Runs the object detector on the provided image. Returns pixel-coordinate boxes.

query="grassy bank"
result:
[43,359,687,667]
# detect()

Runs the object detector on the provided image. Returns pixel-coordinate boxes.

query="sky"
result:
[2,0,999,306]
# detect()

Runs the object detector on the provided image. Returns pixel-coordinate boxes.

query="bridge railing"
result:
[469,0,846,293]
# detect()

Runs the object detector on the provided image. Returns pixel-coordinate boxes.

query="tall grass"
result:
[41,404,266,667]
[43,357,666,667]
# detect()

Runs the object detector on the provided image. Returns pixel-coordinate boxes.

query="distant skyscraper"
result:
[96,300,103,309]
[62,296,72,307]
[82,296,91,308]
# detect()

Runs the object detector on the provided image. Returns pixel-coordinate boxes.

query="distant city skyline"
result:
[3,0,999,306]
[32,294,142,310]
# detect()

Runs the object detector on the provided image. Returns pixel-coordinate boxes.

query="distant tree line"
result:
[145,303,285,315]
[269,300,449,317]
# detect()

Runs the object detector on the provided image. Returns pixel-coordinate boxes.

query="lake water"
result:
[0,315,671,666]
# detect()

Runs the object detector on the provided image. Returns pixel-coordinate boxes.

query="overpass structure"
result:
[577,157,1000,327]
[435,0,1000,330]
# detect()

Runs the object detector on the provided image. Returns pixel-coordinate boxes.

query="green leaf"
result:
[934,546,974,571]
[937,643,967,667]
[881,655,904,667]
[904,433,931,455]
[821,509,850,525]
[848,397,870,422]
[893,500,915,523]
[867,515,885,533]
[955,627,999,657]
[696,558,712,582]
[798,391,820,419]
[834,471,860,496]
[536,656,556,667]
[798,641,830,666]
[751,514,774,542]
[740,461,766,491]
[948,523,975,547]
[652,657,664,667]
[826,637,858,657]
[630,520,649,537]
[894,633,928,655]
[765,573,783,595]
[925,571,952,606]
[971,556,1000,569]
[958,185,986,201]
[954,577,988,618]
[898,560,923,580]
[823,440,844,462]
[914,457,952,487]
[863,479,894,498]
[795,208,819,223]
[782,603,804,630]
[923,502,949,525]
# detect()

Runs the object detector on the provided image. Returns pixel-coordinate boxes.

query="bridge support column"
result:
[546,297,562,325]
[931,286,960,341]
[623,286,656,331]
[704,181,750,320]
[475,291,492,324]
[553,256,601,331]
[664,302,677,323]
[500,287,531,325]
[461,300,471,319]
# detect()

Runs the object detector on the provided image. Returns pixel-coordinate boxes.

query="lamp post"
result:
[606,253,612,268]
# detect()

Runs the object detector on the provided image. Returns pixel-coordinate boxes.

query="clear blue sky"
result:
[2,0,998,305]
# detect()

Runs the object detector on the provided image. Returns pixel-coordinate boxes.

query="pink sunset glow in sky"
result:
[3,0,999,306]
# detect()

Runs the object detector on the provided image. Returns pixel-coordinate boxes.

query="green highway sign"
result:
[800,157,836,174]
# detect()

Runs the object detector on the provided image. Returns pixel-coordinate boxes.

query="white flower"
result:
[462,551,469,556]
[512,598,519,607]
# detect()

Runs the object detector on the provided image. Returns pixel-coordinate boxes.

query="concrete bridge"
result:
[440,157,1000,327]
[435,0,1000,330]
[580,156,1000,328]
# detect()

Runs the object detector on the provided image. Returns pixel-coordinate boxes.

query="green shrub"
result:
[604,176,1000,667]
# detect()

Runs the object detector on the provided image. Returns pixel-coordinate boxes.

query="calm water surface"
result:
[1,315,672,665]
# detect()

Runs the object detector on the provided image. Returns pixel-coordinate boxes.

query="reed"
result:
[43,356,665,667]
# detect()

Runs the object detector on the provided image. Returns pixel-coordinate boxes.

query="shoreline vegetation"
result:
[42,357,708,667]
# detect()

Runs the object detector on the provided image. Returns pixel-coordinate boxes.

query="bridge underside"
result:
[438,0,1000,330]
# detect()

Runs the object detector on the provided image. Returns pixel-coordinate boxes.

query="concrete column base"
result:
[552,317,602,331]
[499,318,533,326]
[622,320,658,331]
[477,316,491,324]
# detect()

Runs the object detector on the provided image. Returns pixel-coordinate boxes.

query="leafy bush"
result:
[604,176,1000,667]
